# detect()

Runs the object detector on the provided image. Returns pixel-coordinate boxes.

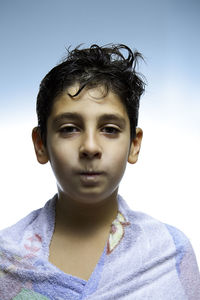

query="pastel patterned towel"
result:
[0,195,200,299]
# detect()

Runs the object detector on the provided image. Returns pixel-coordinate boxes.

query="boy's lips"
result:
[77,170,105,185]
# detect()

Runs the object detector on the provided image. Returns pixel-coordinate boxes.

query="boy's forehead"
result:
[50,85,129,121]
[67,83,107,99]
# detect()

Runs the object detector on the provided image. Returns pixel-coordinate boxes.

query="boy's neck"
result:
[55,191,119,234]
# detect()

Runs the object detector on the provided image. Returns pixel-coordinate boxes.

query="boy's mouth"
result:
[79,171,103,175]
[77,168,104,175]
[78,170,104,184]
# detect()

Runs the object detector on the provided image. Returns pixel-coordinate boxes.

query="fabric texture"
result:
[0,195,199,299]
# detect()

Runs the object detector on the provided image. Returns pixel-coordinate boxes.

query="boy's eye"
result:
[58,125,120,136]
[59,126,79,135]
[101,126,120,135]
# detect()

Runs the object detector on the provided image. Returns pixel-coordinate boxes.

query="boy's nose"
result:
[79,133,102,159]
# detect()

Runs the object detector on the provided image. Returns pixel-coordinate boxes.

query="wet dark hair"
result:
[36,44,145,144]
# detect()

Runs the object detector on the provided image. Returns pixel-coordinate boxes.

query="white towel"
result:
[0,195,199,299]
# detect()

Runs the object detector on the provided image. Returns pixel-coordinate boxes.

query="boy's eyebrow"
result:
[52,112,126,127]
[52,113,83,125]
[98,114,126,127]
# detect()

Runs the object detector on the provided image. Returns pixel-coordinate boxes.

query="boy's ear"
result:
[128,128,143,164]
[32,127,49,164]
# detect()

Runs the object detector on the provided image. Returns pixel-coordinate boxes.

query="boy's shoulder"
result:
[0,196,56,257]
[118,194,188,245]
[118,194,198,273]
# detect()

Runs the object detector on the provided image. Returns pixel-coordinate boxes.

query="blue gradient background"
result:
[0,0,200,265]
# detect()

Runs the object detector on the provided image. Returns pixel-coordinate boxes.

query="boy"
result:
[0,44,199,299]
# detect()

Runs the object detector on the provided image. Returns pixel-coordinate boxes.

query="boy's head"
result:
[33,44,145,204]
[36,44,145,145]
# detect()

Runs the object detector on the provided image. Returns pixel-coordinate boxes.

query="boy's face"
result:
[33,85,142,205]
